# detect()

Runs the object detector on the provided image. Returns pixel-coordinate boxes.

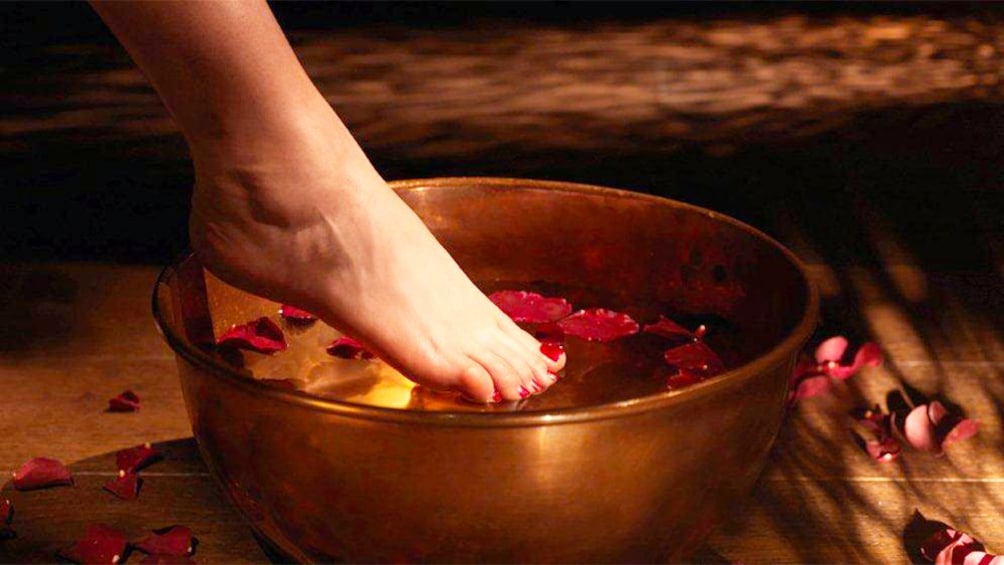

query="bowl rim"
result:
[152,177,819,427]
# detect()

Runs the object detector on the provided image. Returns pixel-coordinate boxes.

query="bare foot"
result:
[188,117,564,402]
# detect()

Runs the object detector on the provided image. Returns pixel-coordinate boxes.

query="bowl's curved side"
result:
[172,346,794,563]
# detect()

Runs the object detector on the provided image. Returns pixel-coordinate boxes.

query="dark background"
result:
[1,2,1001,277]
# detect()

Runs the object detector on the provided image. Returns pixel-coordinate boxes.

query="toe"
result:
[468,349,525,401]
[498,315,567,374]
[456,363,495,403]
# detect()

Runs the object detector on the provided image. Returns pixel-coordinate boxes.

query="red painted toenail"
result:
[519,386,530,399]
[540,342,564,362]
[530,380,543,393]
[548,371,561,381]
[492,390,502,403]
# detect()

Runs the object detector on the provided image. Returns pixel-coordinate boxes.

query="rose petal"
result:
[943,418,979,446]
[12,457,73,491]
[826,342,883,380]
[279,304,316,323]
[217,317,287,354]
[865,436,902,462]
[116,443,161,474]
[326,337,374,360]
[928,401,980,447]
[103,471,141,501]
[663,342,725,376]
[666,370,705,390]
[534,322,565,344]
[107,390,141,413]
[643,315,696,341]
[921,527,970,561]
[919,525,1002,565]
[558,309,640,342]
[904,404,940,452]
[488,290,573,324]
[791,374,832,401]
[133,526,195,557]
[814,336,850,364]
[59,523,128,565]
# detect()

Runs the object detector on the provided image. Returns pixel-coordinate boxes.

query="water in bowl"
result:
[230,282,747,412]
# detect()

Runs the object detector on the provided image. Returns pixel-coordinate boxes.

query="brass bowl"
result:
[153,177,817,563]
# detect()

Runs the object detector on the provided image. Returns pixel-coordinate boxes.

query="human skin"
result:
[89,0,565,402]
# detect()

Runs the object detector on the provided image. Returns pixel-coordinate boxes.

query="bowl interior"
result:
[155,177,815,414]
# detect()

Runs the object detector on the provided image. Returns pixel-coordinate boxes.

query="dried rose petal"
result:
[489,290,573,324]
[557,309,639,342]
[279,304,316,323]
[133,526,195,557]
[326,336,374,360]
[217,317,287,354]
[644,315,701,342]
[59,523,128,565]
[116,443,161,474]
[919,524,1001,565]
[12,457,73,491]
[107,390,140,413]
[663,342,725,376]
[103,471,141,501]
[865,435,902,462]
[534,322,564,344]
[540,342,564,362]
[904,401,978,454]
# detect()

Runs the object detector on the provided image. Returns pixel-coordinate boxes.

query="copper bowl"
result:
[153,177,817,563]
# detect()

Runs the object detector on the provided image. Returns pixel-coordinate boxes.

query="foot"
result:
[188,117,565,402]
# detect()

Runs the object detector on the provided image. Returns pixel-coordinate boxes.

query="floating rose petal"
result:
[534,322,564,344]
[540,342,564,362]
[59,523,128,565]
[116,443,161,474]
[644,315,702,342]
[488,290,573,324]
[133,526,195,557]
[814,337,882,380]
[903,401,978,454]
[663,342,725,377]
[217,317,287,354]
[326,336,374,360]
[107,390,141,413]
[279,304,316,323]
[12,457,73,491]
[557,309,639,342]
[103,471,141,501]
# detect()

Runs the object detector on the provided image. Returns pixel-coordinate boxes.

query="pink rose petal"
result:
[103,471,141,501]
[217,317,287,354]
[904,401,979,453]
[107,390,141,413]
[133,525,195,557]
[814,336,850,364]
[489,290,573,324]
[824,341,882,380]
[791,374,832,401]
[116,443,161,474]
[59,523,128,565]
[326,336,374,360]
[279,304,316,323]
[12,457,73,491]
[558,308,640,342]
[865,436,902,462]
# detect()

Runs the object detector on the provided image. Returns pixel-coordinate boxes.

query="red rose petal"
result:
[919,524,1001,565]
[557,309,639,342]
[489,290,573,324]
[865,435,902,462]
[904,401,979,453]
[666,370,705,390]
[59,523,128,565]
[116,443,161,474]
[103,471,141,501]
[540,342,564,362]
[663,342,725,376]
[921,527,970,561]
[824,341,882,380]
[12,457,73,491]
[326,336,374,360]
[217,317,287,354]
[644,315,699,341]
[134,526,195,557]
[791,374,832,401]
[107,390,141,413]
[279,304,316,323]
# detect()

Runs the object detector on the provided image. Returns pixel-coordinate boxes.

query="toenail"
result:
[492,390,502,403]
[530,380,543,393]
[540,342,564,362]
[518,386,530,399]
[547,371,560,381]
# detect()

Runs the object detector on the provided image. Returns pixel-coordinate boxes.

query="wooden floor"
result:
[2,5,1003,563]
